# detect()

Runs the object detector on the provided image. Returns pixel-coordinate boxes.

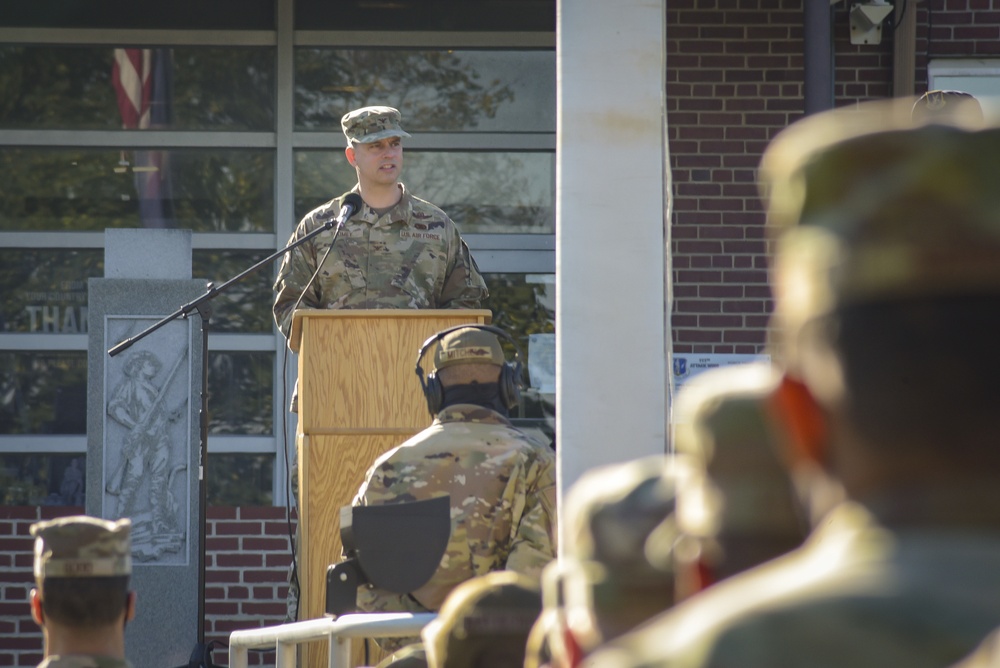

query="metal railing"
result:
[228,612,437,668]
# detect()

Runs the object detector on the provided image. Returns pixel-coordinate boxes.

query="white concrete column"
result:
[555,0,669,548]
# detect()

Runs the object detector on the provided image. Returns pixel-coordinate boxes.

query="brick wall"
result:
[0,506,296,667]
[668,0,1000,356]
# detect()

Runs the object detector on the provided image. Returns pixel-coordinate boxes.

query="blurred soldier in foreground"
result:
[670,362,807,597]
[530,363,806,668]
[422,571,542,668]
[354,325,556,649]
[585,99,1000,667]
[526,456,680,668]
[29,516,135,668]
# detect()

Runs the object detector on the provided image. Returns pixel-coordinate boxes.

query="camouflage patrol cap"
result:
[433,327,505,371]
[422,571,542,668]
[911,89,983,124]
[760,98,1000,353]
[563,456,679,586]
[341,105,412,144]
[31,515,132,581]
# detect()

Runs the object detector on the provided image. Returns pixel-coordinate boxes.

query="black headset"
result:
[414,324,526,417]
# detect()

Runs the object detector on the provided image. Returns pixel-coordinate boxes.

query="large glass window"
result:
[1,22,556,508]
[208,352,274,436]
[0,453,86,506]
[295,49,555,134]
[0,351,88,435]
[0,148,275,232]
[0,249,101,334]
[192,251,275,334]
[0,46,275,131]
[295,151,554,233]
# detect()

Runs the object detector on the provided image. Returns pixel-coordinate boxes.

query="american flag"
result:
[112,49,153,129]
[111,48,176,228]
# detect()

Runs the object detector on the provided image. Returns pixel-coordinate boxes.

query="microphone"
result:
[320,192,364,228]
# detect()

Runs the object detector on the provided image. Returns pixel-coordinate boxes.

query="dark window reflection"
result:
[294,49,555,133]
[0,249,101,334]
[0,352,87,435]
[295,0,554,32]
[0,148,274,232]
[207,453,273,506]
[208,352,273,436]
[482,273,554,435]
[193,251,274,334]
[295,151,554,233]
[0,454,86,506]
[0,46,274,131]
[3,1,274,30]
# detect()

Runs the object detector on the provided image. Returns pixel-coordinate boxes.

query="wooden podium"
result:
[289,309,491,666]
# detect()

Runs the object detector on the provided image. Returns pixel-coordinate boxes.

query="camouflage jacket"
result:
[273,185,488,336]
[354,404,557,614]
[584,501,1000,668]
[38,657,132,668]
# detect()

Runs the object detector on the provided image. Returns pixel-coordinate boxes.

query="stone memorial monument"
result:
[87,228,206,667]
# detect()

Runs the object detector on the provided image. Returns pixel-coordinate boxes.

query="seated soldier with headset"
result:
[353,325,557,650]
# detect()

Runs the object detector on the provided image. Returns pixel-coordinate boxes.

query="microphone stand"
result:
[108,213,349,668]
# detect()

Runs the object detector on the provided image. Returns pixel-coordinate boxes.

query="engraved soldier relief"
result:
[104,317,191,564]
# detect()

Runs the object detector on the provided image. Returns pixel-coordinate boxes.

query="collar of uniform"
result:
[434,404,513,427]
[352,183,415,228]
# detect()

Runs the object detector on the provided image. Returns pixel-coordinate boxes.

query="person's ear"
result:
[29,588,44,626]
[768,374,829,466]
[345,145,357,167]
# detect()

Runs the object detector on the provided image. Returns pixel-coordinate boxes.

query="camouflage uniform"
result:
[273,186,488,336]
[355,403,557,614]
[584,100,1000,668]
[272,105,487,336]
[31,516,134,668]
[422,571,543,668]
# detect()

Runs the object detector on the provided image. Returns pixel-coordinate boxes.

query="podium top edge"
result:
[287,308,493,352]
[292,308,491,320]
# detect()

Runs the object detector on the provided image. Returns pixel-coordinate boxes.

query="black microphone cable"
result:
[279,193,362,622]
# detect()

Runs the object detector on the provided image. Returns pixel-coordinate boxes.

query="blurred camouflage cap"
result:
[341,105,412,144]
[433,327,505,371]
[672,363,806,545]
[31,515,132,581]
[422,571,541,668]
[760,98,1000,349]
[564,455,679,586]
[911,89,983,124]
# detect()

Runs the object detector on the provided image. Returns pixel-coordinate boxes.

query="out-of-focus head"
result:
[760,98,1000,386]
[672,363,808,588]
[558,455,681,653]
[422,571,542,668]
[761,99,1000,500]
[911,89,983,124]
